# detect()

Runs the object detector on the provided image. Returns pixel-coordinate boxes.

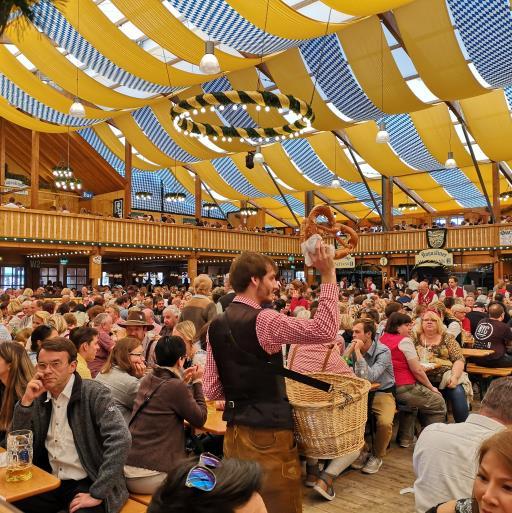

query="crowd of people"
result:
[355,217,488,233]
[0,247,512,512]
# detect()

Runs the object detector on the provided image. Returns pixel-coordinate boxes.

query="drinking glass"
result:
[6,430,33,482]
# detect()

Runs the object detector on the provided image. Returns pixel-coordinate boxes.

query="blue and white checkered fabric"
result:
[504,87,512,109]
[447,0,512,89]
[300,35,383,122]
[203,76,256,128]
[384,114,486,208]
[78,128,125,176]
[132,107,198,163]
[166,0,299,54]
[31,0,174,94]
[0,74,99,127]
[273,194,305,217]
[211,157,265,198]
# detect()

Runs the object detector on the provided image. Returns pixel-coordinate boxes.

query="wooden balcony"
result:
[0,207,509,257]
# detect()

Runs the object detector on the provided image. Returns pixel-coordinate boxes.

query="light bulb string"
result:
[309,8,332,107]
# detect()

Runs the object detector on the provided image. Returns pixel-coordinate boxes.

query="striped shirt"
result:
[203,284,340,400]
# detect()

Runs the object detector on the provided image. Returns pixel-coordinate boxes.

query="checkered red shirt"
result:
[203,283,340,400]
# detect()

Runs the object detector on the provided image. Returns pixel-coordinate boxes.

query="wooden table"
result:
[370,382,380,391]
[193,409,227,436]
[462,348,495,358]
[0,464,60,503]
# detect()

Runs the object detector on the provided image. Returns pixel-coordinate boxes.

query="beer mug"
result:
[6,430,33,482]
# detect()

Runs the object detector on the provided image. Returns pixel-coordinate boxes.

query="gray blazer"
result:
[13,373,131,513]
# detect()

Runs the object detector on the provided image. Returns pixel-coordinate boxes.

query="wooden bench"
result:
[130,494,152,506]
[466,364,512,395]
[120,498,147,513]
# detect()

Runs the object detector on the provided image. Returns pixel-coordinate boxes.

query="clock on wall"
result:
[379,256,388,266]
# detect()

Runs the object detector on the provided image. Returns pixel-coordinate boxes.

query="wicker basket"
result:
[286,373,371,459]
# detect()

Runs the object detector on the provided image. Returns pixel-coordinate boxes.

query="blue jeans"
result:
[442,384,469,423]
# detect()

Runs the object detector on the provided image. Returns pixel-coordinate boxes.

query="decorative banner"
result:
[415,249,453,266]
[113,198,124,218]
[426,228,447,248]
[499,229,512,246]
[334,255,356,269]
[4,178,29,196]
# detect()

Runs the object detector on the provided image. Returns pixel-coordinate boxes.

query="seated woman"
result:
[426,429,512,513]
[173,320,205,368]
[95,337,146,424]
[148,457,265,513]
[412,310,469,423]
[125,336,206,495]
[379,312,446,447]
[288,329,355,501]
[27,325,58,364]
[0,342,34,444]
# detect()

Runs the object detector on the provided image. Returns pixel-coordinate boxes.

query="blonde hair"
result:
[14,328,32,345]
[22,288,33,297]
[7,301,22,316]
[479,429,512,474]
[174,320,196,344]
[33,311,50,325]
[416,310,446,336]
[48,314,68,335]
[451,304,466,314]
[339,314,353,331]
[193,274,213,295]
[61,288,72,296]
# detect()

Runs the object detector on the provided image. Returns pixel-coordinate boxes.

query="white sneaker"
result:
[351,450,370,470]
[362,456,383,474]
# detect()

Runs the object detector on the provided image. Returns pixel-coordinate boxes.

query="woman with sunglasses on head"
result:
[426,428,512,513]
[0,342,34,444]
[95,336,146,424]
[148,457,266,513]
[125,335,207,495]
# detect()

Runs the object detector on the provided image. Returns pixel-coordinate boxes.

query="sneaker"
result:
[351,450,370,470]
[362,456,383,474]
[313,472,335,501]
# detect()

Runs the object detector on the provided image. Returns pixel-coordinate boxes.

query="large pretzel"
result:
[300,205,358,259]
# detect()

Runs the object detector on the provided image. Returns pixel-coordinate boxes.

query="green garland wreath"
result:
[170,90,315,141]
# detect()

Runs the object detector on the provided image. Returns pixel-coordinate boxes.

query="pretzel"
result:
[300,205,358,259]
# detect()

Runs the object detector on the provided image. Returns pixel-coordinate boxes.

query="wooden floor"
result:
[303,444,416,513]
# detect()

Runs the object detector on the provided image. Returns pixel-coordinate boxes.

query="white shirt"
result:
[2,202,18,208]
[45,375,88,480]
[413,414,505,513]
[408,279,419,291]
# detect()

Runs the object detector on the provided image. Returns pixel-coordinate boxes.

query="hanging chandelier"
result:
[500,192,511,202]
[203,202,218,212]
[170,90,315,144]
[53,166,82,191]
[164,192,186,203]
[239,206,258,217]
[136,191,153,200]
[398,203,418,212]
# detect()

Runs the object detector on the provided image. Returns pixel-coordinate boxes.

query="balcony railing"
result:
[0,208,509,256]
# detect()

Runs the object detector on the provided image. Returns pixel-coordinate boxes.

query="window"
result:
[40,267,58,286]
[0,266,25,289]
[450,216,465,226]
[434,217,447,226]
[66,267,88,289]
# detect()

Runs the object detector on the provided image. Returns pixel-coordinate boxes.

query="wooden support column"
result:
[188,255,198,284]
[492,161,501,222]
[494,250,504,283]
[30,130,39,209]
[89,250,102,287]
[195,174,202,220]
[0,118,5,188]
[305,191,314,217]
[382,176,394,231]
[124,142,132,218]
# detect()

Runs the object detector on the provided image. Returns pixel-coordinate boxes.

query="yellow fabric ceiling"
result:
[56,0,211,87]
[338,16,426,114]
[7,21,153,111]
[394,0,487,100]
[111,0,266,72]
[321,0,414,16]
[460,90,512,162]
[223,0,347,38]
[93,124,161,171]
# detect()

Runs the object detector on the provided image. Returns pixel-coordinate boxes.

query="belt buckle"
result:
[227,400,235,409]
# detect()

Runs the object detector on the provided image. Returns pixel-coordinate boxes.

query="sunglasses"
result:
[185,452,221,492]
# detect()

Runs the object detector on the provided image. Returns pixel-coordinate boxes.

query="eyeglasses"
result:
[36,360,70,371]
[185,452,221,492]
[129,352,144,358]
